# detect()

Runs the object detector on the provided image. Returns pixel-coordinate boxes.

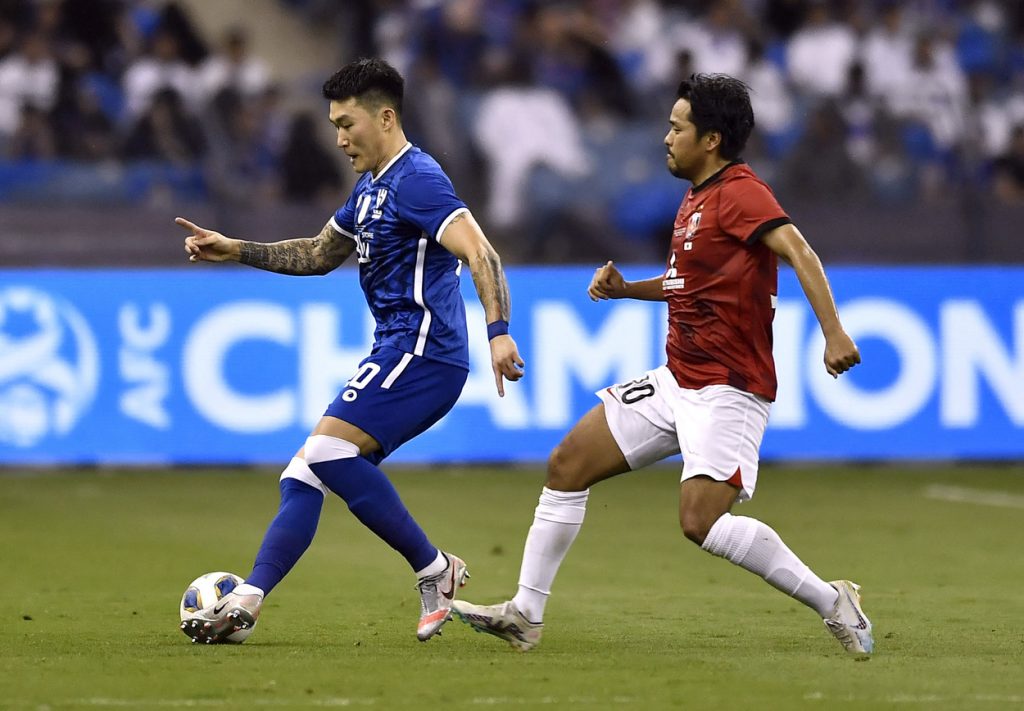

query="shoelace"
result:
[415,574,442,614]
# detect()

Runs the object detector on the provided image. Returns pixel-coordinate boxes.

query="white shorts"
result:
[596,366,770,502]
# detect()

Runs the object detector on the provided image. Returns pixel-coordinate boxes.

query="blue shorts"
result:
[324,346,468,463]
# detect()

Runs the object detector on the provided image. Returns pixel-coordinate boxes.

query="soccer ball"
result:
[179,571,254,643]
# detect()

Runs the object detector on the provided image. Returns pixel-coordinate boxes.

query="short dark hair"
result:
[322,58,404,117]
[676,74,754,160]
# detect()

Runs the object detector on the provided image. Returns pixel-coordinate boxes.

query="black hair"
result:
[676,73,754,160]
[322,57,404,117]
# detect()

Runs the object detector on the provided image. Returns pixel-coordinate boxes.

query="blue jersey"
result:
[330,143,469,369]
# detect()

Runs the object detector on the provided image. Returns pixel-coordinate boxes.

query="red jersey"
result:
[663,161,790,401]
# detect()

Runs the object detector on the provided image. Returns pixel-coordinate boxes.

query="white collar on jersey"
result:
[371,142,413,183]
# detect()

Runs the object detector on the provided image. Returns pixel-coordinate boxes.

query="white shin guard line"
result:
[513,487,590,624]
[304,434,361,464]
[701,513,838,617]
[279,456,328,496]
[283,435,362,497]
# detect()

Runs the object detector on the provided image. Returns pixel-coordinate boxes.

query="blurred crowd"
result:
[3,0,1024,260]
[0,0,343,207]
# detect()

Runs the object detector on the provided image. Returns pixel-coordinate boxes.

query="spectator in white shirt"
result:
[195,27,269,108]
[741,37,795,139]
[122,29,195,119]
[471,55,591,230]
[0,32,59,137]
[887,32,967,152]
[968,72,1013,159]
[860,1,914,101]
[786,1,857,98]
[607,0,674,93]
[674,1,749,79]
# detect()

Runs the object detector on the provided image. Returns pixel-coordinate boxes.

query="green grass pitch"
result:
[2,464,1023,710]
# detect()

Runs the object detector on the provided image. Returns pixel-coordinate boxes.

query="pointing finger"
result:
[175,217,204,234]
[494,367,505,398]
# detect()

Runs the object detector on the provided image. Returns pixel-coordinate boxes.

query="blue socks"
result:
[310,455,438,573]
[245,478,323,595]
[245,441,438,596]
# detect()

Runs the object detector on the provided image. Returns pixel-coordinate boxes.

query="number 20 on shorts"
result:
[342,362,381,402]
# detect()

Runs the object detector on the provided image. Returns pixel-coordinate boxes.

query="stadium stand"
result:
[1,0,1022,264]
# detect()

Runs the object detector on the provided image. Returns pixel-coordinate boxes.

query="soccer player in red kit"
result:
[452,74,873,655]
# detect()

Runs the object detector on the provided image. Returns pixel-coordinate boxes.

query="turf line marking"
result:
[805,692,1023,704]
[470,698,635,706]
[923,484,1024,510]
[63,699,377,707]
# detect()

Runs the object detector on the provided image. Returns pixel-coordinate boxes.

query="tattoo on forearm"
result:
[472,248,511,322]
[238,223,355,276]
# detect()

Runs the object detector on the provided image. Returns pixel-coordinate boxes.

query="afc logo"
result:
[0,287,99,447]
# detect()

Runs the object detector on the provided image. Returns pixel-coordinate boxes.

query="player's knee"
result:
[546,443,586,491]
[678,511,713,546]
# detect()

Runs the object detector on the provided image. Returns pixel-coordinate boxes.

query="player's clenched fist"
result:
[176,217,239,263]
[588,261,628,301]
[823,330,861,378]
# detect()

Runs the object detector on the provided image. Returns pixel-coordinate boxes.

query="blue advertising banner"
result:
[0,266,1020,464]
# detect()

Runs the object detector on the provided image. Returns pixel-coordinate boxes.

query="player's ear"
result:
[704,130,722,153]
[380,106,398,131]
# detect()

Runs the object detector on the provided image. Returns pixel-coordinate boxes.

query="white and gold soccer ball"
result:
[179,571,254,643]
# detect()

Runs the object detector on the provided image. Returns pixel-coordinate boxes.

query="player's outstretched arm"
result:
[438,211,525,397]
[762,223,860,378]
[177,217,356,276]
[588,261,665,302]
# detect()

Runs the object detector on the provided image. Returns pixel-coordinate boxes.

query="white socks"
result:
[508,493,838,623]
[415,549,448,579]
[701,513,839,617]
[512,487,590,624]
[234,583,264,597]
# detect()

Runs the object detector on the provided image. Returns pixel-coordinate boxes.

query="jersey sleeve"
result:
[718,178,791,244]
[394,169,468,242]
[329,189,358,238]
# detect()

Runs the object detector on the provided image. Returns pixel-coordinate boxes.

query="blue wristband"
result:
[487,320,509,341]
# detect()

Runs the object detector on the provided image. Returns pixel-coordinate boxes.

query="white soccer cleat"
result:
[823,580,873,654]
[416,553,469,641]
[180,591,263,644]
[451,599,543,652]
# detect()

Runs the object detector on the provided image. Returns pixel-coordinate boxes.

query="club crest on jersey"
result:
[685,210,702,240]
[372,188,388,220]
[682,208,702,251]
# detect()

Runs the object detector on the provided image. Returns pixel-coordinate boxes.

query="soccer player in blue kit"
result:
[175,58,524,644]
